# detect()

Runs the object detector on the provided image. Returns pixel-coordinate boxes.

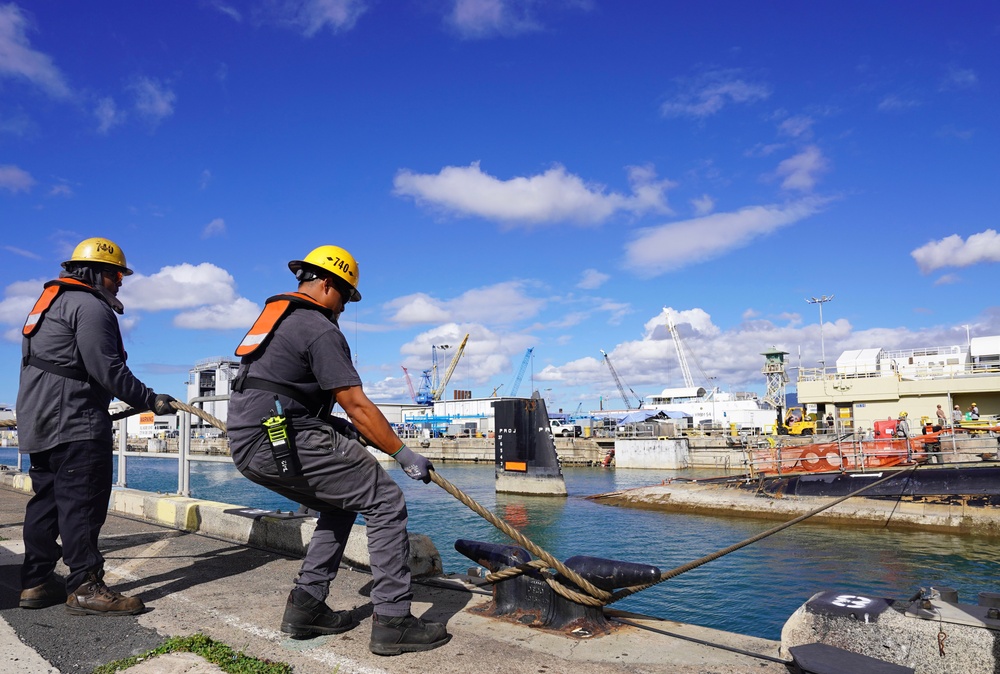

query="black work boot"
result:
[280,588,357,639]
[369,613,451,656]
[65,573,144,616]
[20,576,67,609]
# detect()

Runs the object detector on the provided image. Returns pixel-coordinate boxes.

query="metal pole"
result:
[806,295,834,369]
[179,407,191,497]
[116,414,128,487]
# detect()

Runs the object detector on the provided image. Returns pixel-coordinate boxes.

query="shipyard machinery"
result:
[508,347,534,397]
[430,333,470,402]
[600,349,643,410]
[400,366,418,404]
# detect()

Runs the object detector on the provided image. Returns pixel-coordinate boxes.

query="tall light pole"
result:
[806,295,834,369]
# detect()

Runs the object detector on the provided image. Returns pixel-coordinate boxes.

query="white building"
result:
[797,335,1000,428]
[186,357,239,434]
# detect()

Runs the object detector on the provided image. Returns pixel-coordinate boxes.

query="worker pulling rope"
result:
[109,401,916,609]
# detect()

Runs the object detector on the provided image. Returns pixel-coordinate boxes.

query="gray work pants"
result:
[238,425,412,617]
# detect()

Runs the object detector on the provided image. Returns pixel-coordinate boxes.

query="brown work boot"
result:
[66,573,144,616]
[20,576,67,609]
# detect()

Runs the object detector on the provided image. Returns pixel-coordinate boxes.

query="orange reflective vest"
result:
[23,278,99,337]
[235,292,331,357]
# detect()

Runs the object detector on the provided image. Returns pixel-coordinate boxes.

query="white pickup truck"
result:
[549,419,582,437]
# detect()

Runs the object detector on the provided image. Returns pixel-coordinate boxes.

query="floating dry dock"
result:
[588,463,1000,536]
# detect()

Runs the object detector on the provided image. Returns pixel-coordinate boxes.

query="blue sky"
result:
[2,1,999,412]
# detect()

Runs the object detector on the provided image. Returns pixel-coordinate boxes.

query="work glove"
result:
[152,394,177,415]
[391,444,433,483]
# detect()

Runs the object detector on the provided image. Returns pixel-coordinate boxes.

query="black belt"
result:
[232,374,327,418]
[232,372,364,442]
[23,355,90,382]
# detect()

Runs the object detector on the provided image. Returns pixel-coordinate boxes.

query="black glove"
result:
[152,394,177,415]
[391,444,433,483]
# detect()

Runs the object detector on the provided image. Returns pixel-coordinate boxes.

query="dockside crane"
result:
[665,309,713,390]
[666,312,695,389]
[431,333,470,401]
[600,349,643,409]
[508,347,534,397]
[400,366,417,403]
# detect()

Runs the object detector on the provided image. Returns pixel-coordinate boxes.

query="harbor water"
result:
[2,448,997,641]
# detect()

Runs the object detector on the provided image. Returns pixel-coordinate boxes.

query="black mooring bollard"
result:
[455,539,660,635]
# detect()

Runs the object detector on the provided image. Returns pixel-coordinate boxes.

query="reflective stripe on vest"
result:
[235,292,329,357]
[22,278,96,337]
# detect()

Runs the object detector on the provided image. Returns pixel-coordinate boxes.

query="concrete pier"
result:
[0,471,786,674]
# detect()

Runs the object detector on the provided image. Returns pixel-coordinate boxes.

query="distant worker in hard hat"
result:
[895,411,910,438]
[953,404,963,426]
[970,403,980,420]
[17,238,176,615]
[228,245,450,655]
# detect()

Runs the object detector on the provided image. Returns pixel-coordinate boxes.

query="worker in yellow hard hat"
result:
[896,410,910,438]
[970,402,980,420]
[18,237,175,615]
[229,246,449,653]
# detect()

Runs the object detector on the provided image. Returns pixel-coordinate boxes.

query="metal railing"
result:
[115,394,232,497]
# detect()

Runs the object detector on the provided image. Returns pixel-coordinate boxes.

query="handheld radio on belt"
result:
[262,396,300,477]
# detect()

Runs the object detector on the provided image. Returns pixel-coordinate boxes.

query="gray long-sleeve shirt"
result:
[16,284,156,453]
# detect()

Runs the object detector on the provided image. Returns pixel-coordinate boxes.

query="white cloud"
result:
[386,281,547,326]
[95,97,123,134]
[201,217,226,238]
[0,4,71,98]
[119,263,244,312]
[690,194,715,215]
[394,161,674,226]
[0,278,46,341]
[540,304,1000,400]
[174,297,260,330]
[130,76,176,123]
[624,198,827,276]
[774,145,828,192]
[877,94,920,113]
[48,183,72,197]
[270,0,368,37]
[446,0,540,38]
[941,67,977,91]
[911,230,1000,274]
[3,245,40,259]
[661,69,770,119]
[396,322,534,390]
[778,115,814,138]
[209,1,243,21]
[199,169,212,190]
[0,164,35,193]
[577,269,609,290]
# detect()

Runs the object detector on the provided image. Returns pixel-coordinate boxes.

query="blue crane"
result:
[508,347,534,397]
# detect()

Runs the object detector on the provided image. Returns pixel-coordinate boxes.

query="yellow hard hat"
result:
[971,402,977,407]
[288,245,361,302]
[62,237,133,275]
[899,411,908,417]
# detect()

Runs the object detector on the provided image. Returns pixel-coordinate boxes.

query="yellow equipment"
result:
[776,406,818,436]
[62,237,133,275]
[288,245,361,302]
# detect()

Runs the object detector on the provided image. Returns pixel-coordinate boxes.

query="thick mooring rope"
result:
[109,402,913,609]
